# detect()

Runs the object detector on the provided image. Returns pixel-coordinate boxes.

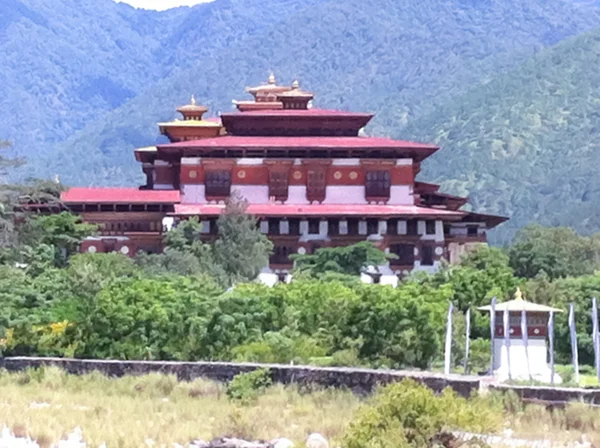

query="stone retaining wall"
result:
[0,357,480,397]
[2,357,599,404]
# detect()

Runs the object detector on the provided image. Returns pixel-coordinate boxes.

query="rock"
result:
[306,434,329,448]
[209,437,269,448]
[272,438,294,448]
[190,440,210,448]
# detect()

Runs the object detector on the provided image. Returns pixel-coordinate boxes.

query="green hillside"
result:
[21,0,600,187]
[405,29,600,242]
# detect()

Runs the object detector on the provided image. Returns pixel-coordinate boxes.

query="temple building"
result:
[60,75,507,285]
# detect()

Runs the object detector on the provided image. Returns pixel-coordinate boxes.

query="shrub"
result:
[225,368,272,403]
[343,379,502,448]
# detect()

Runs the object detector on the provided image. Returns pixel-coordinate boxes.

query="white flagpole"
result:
[548,311,555,385]
[464,308,471,374]
[569,303,580,385]
[592,297,600,381]
[444,302,454,375]
[490,297,497,376]
[504,307,512,381]
[521,308,531,381]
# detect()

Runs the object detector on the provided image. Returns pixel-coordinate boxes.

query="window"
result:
[421,245,434,266]
[209,219,218,235]
[367,219,379,235]
[387,219,398,235]
[205,170,231,197]
[269,171,288,199]
[390,244,415,266]
[289,219,300,235]
[268,218,280,235]
[426,220,436,235]
[467,225,479,236]
[365,170,391,198]
[347,218,359,236]
[328,219,340,236]
[270,246,293,265]
[307,168,326,202]
[308,219,320,235]
[407,220,418,236]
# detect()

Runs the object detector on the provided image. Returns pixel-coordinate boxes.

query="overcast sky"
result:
[115,0,212,11]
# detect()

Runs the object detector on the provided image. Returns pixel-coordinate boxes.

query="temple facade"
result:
[60,75,507,285]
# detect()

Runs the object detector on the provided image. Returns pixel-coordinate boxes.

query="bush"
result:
[225,368,272,404]
[343,379,502,448]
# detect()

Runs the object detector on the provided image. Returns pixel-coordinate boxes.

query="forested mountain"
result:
[406,29,600,242]
[3,0,600,239]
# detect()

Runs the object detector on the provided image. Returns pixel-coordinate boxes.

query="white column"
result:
[201,220,210,234]
[359,221,368,235]
[435,220,444,242]
[319,220,328,236]
[398,220,407,235]
[339,220,348,235]
[299,220,309,236]
[280,220,289,235]
[260,220,269,234]
[378,220,387,235]
[417,220,426,235]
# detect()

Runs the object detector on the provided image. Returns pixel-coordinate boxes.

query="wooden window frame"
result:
[205,170,232,198]
[426,220,436,235]
[406,220,418,236]
[365,170,391,200]
[269,170,289,201]
[390,243,415,266]
[306,167,327,202]
[421,244,434,266]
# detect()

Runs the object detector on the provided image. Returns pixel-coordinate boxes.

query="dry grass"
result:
[1,368,600,447]
[0,367,360,447]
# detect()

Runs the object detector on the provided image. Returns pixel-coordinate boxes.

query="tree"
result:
[508,225,600,279]
[20,212,97,268]
[212,192,273,285]
[291,241,392,277]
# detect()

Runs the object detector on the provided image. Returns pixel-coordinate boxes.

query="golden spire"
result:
[268,73,276,85]
[291,80,300,90]
[514,287,523,301]
[190,94,196,106]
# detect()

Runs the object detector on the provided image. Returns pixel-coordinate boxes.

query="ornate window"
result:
[306,168,326,202]
[268,218,280,235]
[270,246,293,265]
[269,171,289,200]
[347,218,359,235]
[308,219,320,235]
[426,220,436,235]
[421,245,434,266]
[367,219,379,235]
[365,170,391,199]
[406,220,418,236]
[205,171,231,197]
[288,219,300,235]
[390,244,415,266]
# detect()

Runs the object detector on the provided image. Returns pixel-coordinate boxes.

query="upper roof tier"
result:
[158,96,223,142]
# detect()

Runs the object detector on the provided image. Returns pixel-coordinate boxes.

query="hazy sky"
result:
[115,0,212,11]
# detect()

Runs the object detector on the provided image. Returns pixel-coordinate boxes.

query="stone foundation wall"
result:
[0,357,479,397]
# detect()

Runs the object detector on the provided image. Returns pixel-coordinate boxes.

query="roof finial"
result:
[515,287,523,301]
[190,94,196,106]
[291,79,300,90]
[268,72,276,85]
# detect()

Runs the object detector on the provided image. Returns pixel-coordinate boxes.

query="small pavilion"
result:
[478,289,562,383]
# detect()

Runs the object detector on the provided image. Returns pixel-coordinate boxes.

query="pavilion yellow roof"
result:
[478,289,563,313]
[157,120,221,128]
[134,146,157,152]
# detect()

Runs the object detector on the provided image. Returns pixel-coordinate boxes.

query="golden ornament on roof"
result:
[268,73,276,84]
[515,287,523,301]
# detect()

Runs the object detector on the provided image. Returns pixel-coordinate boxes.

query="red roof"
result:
[61,188,181,204]
[222,108,373,118]
[171,203,464,219]
[158,135,438,151]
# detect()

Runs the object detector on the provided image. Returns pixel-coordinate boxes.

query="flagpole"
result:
[569,303,580,385]
[464,308,471,374]
[521,308,531,381]
[444,302,454,375]
[490,297,497,376]
[592,297,600,382]
[548,311,555,386]
[504,307,512,381]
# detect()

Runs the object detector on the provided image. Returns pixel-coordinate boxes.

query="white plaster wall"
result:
[397,220,407,235]
[181,185,207,204]
[299,219,329,242]
[288,186,310,204]
[396,159,413,166]
[323,186,367,204]
[388,186,413,205]
[412,260,442,274]
[332,158,361,166]
[181,157,201,165]
[420,220,445,241]
[237,158,265,165]
[231,185,270,203]
[493,339,560,383]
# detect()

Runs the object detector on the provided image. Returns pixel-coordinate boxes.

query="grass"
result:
[1,368,600,447]
[0,367,360,447]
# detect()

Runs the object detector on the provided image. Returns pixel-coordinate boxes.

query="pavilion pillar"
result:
[142,164,155,190]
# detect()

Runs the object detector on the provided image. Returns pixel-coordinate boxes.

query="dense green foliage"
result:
[5,0,600,241]
[343,379,502,448]
[225,369,272,404]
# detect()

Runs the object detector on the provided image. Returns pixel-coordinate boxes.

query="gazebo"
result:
[478,289,562,383]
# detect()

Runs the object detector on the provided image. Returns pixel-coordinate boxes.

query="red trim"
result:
[61,188,180,204]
